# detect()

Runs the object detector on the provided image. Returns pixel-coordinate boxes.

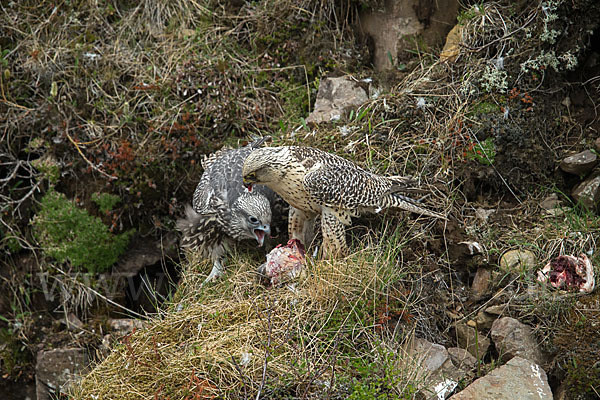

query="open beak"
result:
[243,179,253,192]
[253,225,271,247]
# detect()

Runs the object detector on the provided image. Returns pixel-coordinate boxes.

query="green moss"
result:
[92,192,121,214]
[345,343,420,400]
[470,101,501,116]
[32,190,133,273]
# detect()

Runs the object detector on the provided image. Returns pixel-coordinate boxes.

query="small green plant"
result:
[31,155,60,184]
[470,101,501,116]
[92,192,121,214]
[457,4,484,25]
[346,343,421,400]
[0,325,31,378]
[0,47,9,68]
[465,137,496,165]
[32,190,133,273]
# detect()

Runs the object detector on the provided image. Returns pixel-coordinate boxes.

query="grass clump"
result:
[70,223,445,399]
[32,190,133,273]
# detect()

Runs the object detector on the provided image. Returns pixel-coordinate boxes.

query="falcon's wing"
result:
[303,160,390,210]
[193,137,272,214]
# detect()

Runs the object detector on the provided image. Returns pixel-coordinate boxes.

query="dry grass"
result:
[72,223,444,399]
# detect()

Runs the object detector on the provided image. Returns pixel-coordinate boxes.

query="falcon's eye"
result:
[248,216,259,224]
[245,172,256,181]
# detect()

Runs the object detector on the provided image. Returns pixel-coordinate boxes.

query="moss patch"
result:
[32,190,133,273]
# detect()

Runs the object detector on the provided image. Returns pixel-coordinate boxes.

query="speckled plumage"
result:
[177,138,284,283]
[242,146,445,255]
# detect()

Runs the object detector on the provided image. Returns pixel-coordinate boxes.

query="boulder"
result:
[36,348,89,400]
[358,0,460,70]
[305,77,368,125]
[571,175,600,211]
[491,317,545,366]
[403,337,467,399]
[594,137,600,152]
[455,323,490,360]
[499,250,537,274]
[449,357,552,399]
[559,149,597,175]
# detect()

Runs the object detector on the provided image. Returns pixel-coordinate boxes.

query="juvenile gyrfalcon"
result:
[242,146,445,256]
[177,138,283,283]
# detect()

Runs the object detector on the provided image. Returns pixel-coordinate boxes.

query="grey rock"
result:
[499,250,537,274]
[594,137,600,152]
[305,77,368,125]
[447,347,477,371]
[572,175,600,212]
[404,337,466,399]
[559,149,597,175]
[455,323,490,360]
[61,312,84,331]
[115,233,178,277]
[491,317,545,366]
[36,348,89,400]
[449,357,552,399]
[540,193,561,211]
[108,318,144,336]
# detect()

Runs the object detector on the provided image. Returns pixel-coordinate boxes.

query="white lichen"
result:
[480,65,508,93]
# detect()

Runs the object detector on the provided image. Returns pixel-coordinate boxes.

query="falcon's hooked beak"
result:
[243,173,256,192]
[253,225,271,247]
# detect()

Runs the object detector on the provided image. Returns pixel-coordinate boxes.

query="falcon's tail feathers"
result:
[386,192,447,220]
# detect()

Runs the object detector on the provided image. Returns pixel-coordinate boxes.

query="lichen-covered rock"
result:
[36,348,89,400]
[305,77,368,125]
[499,250,537,274]
[571,175,600,211]
[559,149,597,175]
[449,357,552,399]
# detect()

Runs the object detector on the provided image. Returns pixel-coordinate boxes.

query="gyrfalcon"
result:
[241,145,445,256]
[177,137,284,283]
